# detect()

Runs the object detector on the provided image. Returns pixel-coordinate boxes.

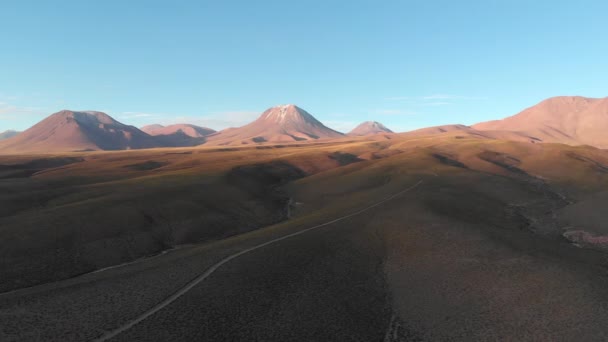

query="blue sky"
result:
[1,0,607,133]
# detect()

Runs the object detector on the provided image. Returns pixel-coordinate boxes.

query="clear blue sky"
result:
[1,0,607,133]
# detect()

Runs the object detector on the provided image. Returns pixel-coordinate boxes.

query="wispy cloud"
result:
[420,101,451,107]
[120,111,163,119]
[0,103,46,118]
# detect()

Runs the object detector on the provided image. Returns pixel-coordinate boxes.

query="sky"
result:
[1,0,607,133]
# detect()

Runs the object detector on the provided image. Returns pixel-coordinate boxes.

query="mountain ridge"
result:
[473,96,608,148]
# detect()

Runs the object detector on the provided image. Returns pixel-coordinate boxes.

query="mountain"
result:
[473,96,608,148]
[140,124,164,132]
[0,110,160,153]
[348,121,393,136]
[0,130,19,140]
[141,124,216,138]
[205,104,344,145]
[141,124,216,147]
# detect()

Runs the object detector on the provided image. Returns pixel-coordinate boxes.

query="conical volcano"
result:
[348,121,393,136]
[206,104,344,145]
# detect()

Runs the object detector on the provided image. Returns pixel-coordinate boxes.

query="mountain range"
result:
[1,96,608,153]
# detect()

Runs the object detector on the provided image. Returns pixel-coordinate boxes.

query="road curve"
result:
[92,180,423,342]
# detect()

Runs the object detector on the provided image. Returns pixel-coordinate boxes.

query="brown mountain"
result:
[473,96,608,148]
[141,124,216,138]
[141,123,216,147]
[348,121,393,136]
[205,104,344,145]
[0,130,19,140]
[0,110,160,153]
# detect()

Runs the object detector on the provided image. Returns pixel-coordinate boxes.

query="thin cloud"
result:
[420,102,451,106]
[0,103,46,117]
[120,112,163,119]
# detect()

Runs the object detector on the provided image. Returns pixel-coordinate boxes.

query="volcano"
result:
[205,104,343,145]
[348,121,393,136]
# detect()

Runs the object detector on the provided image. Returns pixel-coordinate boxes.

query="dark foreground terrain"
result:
[3,131,608,341]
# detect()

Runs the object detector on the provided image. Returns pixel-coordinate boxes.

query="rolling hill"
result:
[3,127,608,340]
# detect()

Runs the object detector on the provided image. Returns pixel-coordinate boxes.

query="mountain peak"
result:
[259,104,315,124]
[205,105,343,145]
[349,121,393,136]
[50,110,119,126]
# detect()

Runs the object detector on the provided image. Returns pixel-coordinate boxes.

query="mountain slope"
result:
[0,130,19,140]
[473,96,608,148]
[348,121,393,136]
[0,110,160,153]
[205,104,343,145]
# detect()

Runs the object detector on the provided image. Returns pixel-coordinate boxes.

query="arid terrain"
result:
[3,110,608,340]
[3,0,606,339]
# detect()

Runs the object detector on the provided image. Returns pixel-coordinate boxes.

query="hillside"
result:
[3,130,608,340]
[473,96,608,148]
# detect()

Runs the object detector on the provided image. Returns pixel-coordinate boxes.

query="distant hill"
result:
[348,121,393,136]
[205,104,344,145]
[0,130,19,141]
[141,124,216,138]
[473,96,608,148]
[141,123,216,147]
[0,110,160,153]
